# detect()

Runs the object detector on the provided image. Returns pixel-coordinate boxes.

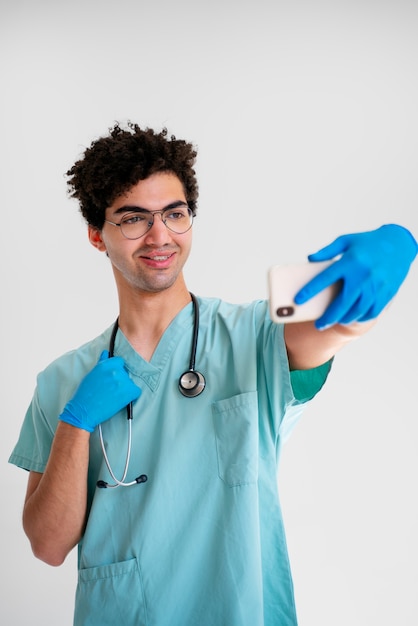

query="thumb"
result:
[99,349,110,362]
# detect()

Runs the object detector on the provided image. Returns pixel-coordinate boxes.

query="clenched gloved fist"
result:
[59,350,142,432]
[294,224,417,330]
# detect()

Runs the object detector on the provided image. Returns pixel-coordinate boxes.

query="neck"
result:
[116,280,192,361]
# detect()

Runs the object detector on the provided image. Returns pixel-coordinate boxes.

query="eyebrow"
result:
[113,200,188,215]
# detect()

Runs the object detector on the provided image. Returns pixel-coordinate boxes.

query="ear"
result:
[88,225,107,252]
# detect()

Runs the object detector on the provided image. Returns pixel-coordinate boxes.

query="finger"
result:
[337,295,372,325]
[307,234,350,263]
[294,261,344,304]
[355,294,390,322]
[130,383,142,401]
[99,350,110,362]
[314,283,363,329]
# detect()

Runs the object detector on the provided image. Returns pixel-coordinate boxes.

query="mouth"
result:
[140,251,176,268]
[148,255,172,261]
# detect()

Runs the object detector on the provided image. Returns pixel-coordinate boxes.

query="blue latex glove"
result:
[59,350,142,432]
[294,224,417,330]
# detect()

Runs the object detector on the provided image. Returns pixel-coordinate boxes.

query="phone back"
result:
[268,260,339,323]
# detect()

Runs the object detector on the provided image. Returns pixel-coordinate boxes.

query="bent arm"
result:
[22,352,141,566]
[23,422,90,566]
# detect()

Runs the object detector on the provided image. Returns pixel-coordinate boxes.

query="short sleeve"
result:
[8,387,55,473]
[290,359,333,403]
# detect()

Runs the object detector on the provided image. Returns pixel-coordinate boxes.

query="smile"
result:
[140,251,176,268]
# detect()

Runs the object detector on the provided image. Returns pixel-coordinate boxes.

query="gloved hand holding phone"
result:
[294,224,417,330]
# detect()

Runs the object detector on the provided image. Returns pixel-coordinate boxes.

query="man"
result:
[9,122,417,626]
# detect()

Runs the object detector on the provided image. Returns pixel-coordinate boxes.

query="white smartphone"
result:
[268,260,339,323]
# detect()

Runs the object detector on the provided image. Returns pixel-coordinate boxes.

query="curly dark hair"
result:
[66,122,199,229]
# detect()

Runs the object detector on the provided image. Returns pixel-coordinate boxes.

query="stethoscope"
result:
[96,293,205,489]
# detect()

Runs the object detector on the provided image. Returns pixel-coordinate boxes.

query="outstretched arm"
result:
[284,224,417,370]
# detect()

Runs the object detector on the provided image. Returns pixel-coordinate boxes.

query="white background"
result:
[1,1,417,624]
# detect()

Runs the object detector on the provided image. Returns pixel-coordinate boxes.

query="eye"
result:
[165,208,189,221]
[122,213,148,225]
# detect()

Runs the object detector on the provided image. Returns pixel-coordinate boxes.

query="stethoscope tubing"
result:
[96,293,205,489]
[97,319,144,488]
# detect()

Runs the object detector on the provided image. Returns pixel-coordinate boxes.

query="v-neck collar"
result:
[111,300,195,391]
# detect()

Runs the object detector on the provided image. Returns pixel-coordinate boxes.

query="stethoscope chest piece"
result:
[178,293,206,398]
[179,369,206,397]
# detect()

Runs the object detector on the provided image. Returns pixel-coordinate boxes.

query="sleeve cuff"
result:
[290,359,333,403]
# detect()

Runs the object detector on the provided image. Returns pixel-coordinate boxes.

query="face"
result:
[89,172,193,295]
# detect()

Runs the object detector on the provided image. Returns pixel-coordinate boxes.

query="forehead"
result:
[110,172,186,213]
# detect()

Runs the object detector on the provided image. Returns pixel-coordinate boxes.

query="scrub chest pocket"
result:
[212,391,259,487]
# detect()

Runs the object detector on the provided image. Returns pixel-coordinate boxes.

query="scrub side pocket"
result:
[212,391,259,487]
[74,558,148,626]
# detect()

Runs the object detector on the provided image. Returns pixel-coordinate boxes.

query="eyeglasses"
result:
[105,204,194,240]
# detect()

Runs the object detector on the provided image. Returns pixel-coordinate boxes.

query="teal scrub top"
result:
[9,297,331,626]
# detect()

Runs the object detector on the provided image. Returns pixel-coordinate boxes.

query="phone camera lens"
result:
[276,306,295,318]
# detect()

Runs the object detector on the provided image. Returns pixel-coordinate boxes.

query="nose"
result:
[143,211,171,245]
